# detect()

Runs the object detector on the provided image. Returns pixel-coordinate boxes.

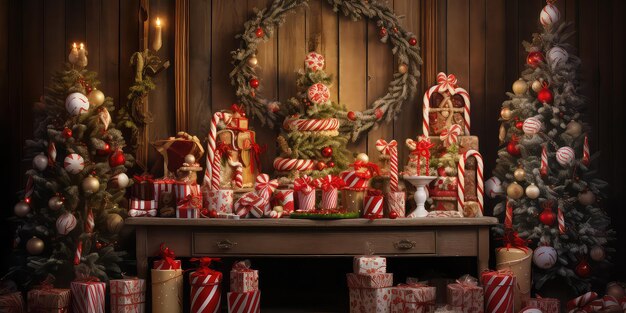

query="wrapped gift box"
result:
[227,290,260,313]
[353,256,387,275]
[349,287,393,313]
[152,270,183,313]
[190,271,222,313]
[272,189,294,215]
[27,288,71,313]
[390,284,436,313]
[128,199,157,217]
[524,297,559,313]
[363,192,384,218]
[176,194,201,218]
[131,175,155,200]
[153,178,175,203]
[174,183,201,201]
[228,116,249,131]
[70,281,106,313]
[110,278,146,313]
[481,271,515,313]
[342,189,366,215]
[230,260,259,293]
[446,276,484,313]
[347,273,393,289]
[206,189,234,214]
[0,292,24,313]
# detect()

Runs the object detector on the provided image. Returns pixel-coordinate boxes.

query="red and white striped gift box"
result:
[70,281,106,313]
[190,271,222,313]
[153,259,182,270]
[174,182,201,202]
[153,178,175,203]
[110,278,146,313]
[227,290,261,313]
[272,189,294,215]
[206,189,234,214]
[296,190,316,211]
[128,199,157,217]
[387,191,405,218]
[481,271,515,313]
[0,292,24,313]
[321,188,339,209]
[363,195,384,218]
[341,170,370,190]
[234,192,268,218]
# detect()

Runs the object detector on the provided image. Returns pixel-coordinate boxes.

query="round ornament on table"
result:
[65,92,90,116]
[500,107,513,120]
[507,182,524,200]
[48,195,64,211]
[26,237,45,255]
[514,167,526,181]
[527,51,545,68]
[578,189,596,206]
[87,89,105,107]
[533,245,557,269]
[540,3,561,28]
[525,183,540,199]
[14,200,30,217]
[565,121,583,137]
[523,117,542,135]
[531,80,543,93]
[247,54,258,68]
[106,213,124,234]
[109,150,126,167]
[82,175,100,194]
[32,153,49,171]
[590,245,606,262]
[307,83,330,105]
[485,176,504,198]
[548,46,568,69]
[304,52,325,72]
[321,146,333,158]
[63,153,85,174]
[389,211,398,219]
[556,147,575,167]
[539,208,556,225]
[56,212,77,235]
[575,259,591,278]
[398,63,408,74]
[356,153,369,163]
[537,86,553,104]
[512,78,528,95]
[111,172,129,189]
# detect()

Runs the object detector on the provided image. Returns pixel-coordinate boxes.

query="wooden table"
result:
[125,217,498,279]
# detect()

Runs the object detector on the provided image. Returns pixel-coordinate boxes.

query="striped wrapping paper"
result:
[190,271,222,313]
[70,281,106,313]
[387,191,406,217]
[321,188,339,209]
[27,288,71,313]
[128,199,157,217]
[153,259,182,270]
[153,178,175,203]
[110,278,146,313]
[0,292,24,313]
[227,290,261,313]
[174,182,201,202]
[271,189,294,215]
[296,190,316,212]
[363,195,384,218]
[481,271,515,313]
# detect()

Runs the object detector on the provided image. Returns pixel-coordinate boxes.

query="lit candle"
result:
[69,43,79,64]
[77,43,88,67]
[152,17,162,51]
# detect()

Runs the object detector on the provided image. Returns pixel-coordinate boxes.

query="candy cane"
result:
[582,136,590,166]
[84,207,94,235]
[285,118,340,132]
[74,241,82,265]
[504,200,513,229]
[228,159,244,189]
[422,72,471,137]
[541,144,549,177]
[204,112,232,191]
[375,139,398,192]
[558,207,565,234]
[457,149,484,217]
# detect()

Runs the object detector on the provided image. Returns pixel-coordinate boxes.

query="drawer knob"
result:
[394,239,416,250]
[216,239,237,250]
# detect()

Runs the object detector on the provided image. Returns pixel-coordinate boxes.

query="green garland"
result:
[230,0,422,141]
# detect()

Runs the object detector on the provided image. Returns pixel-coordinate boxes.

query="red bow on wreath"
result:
[158,243,177,269]
[348,160,380,178]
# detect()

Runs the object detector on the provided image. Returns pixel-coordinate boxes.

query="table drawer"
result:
[192,231,436,255]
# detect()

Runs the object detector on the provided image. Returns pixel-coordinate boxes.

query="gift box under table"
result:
[347,273,394,289]
[349,287,393,313]
[109,278,146,313]
[230,267,259,293]
[446,282,483,313]
[0,292,24,313]
[70,281,106,313]
[390,285,436,313]
[523,297,559,313]
[27,288,71,313]
[353,256,387,275]
[227,290,260,313]
[189,271,222,313]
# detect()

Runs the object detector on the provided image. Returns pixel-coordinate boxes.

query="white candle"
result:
[77,43,88,67]
[69,43,79,64]
[152,17,162,51]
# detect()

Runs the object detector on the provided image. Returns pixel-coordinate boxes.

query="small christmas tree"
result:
[273,51,351,182]
[8,43,133,288]
[489,1,613,294]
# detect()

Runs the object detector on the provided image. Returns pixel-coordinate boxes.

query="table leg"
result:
[136,226,148,279]
[477,227,490,274]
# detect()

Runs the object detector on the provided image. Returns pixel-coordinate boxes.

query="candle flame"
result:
[79,43,84,50]
[72,42,77,49]
[156,17,161,27]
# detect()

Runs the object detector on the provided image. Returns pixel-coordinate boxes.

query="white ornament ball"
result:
[565,121,583,138]
[540,4,561,28]
[531,80,543,93]
[111,172,130,189]
[520,308,543,313]
[355,153,369,163]
[304,51,325,72]
[63,153,85,174]
[56,212,77,235]
[533,245,558,269]
[590,245,606,262]
[485,176,504,198]
[87,89,105,107]
[556,147,575,167]
[526,183,540,199]
[307,83,331,105]
[65,92,90,116]
[32,153,49,171]
[184,154,196,165]
[523,117,542,135]
[548,46,569,68]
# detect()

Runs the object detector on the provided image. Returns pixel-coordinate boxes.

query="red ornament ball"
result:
[437,167,446,176]
[515,121,524,129]
[539,208,556,226]
[95,241,103,250]
[527,51,545,68]
[109,150,125,167]
[62,127,73,139]
[408,37,417,46]
[378,27,387,38]
[97,143,111,156]
[375,108,384,120]
[255,27,264,38]
[575,259,592,278]
[347,111,357,121]
[208,210,218,218]
[249,78,260,89]
[507,141,521,156]
[389,211,398,219]
[316,162,327,171]
[321,146,333,158]
[537,86,553,104]
[327,161,335,168]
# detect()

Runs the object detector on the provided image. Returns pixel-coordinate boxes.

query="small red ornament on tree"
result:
[109,149,125,167]
[347,111,357,121]
[327,161,335,168]
[408,37,417,46]
[507,136,521,156]
[527,51,545,68]
[95,241,103,250]
[97,143,111,156]
[515,120,524,130]
[375,108,384,120]
[62,127,73,139]
[249,78,260,89]
[539,202,556,226]
[575,259,592,278]
[321,146,333,158]
[537,83,553,104]
[255,27,264,38]
[378,27,387,38]
[316,162,327,171]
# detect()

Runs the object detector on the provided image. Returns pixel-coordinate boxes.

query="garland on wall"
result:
[229,0,422,141]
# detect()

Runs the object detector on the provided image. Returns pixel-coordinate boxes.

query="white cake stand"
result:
[403,175,437,218]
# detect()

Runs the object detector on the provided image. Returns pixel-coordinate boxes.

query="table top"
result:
[126,217,498,228]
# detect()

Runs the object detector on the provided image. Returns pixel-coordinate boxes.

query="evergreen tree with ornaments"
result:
[7,44,133,288]
[273,51,351,182]
[487,0,613,294]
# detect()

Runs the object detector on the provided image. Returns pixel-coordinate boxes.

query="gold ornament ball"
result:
[14,200,31,217]
[82,175,100,194]
[590,245,606,262]
[26,236,45,255]
[514,168,526,181]
[398,63,408,74]
[184,154,196,164]
[506,182,524,199]
[525,183,540,199]
[356,153,369,163]
[87,89,105,107]
[565,121,583,138]
[531,80,543,93]
[512,78,528,95]
[247,54,258,67]
[106,213,124,234]
[578,189,596,206]
[606,282,626,298]
[500,107,513,120]
[48,196,64,211]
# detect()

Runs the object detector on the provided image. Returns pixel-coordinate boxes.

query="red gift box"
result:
[315,175,345,209]
[153,178,175,202]
[230,260,259,293]
[110,278,146,313]
[353,256,387,275]
[176,194,201,218]
[174,182,201,201]
[228,290,260,313]
[27,288,71,313]
[481,270,515,313]
[234,192,268,218]
[390,284,436,313]
[446,275,484,313]
[272,189,294,215]
[0,292,24,313]
[70,280,106,313]
[363,190,384,218]
[228,116,249,131]
[524,297,559,313]
[349,287,393,313]
[347,273,393,289]
[132,175,155,200]
[294,176,316,212]
[189,258,222,313]
[129,199,157,217]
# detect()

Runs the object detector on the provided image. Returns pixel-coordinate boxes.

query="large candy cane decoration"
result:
[457,149,484,217]
[204,112,232,191]
[422,72,471,137]
[228,159,244,189]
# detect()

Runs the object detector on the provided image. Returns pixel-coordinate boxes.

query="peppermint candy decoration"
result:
[65,92,90,116]
[304,52,325,72]
[254,173,278,200]
[56,212,77,235]
[307,83,330,105]
[522,117,542,135]
[64,153,85,174]
[540,3,561,28]
[273,157,315,172]
[235,192,268,218]
[439,124,462,147]
[556,146,575,167]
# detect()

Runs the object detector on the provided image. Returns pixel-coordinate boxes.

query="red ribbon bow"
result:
[248,136,266,172]
[157,243,177,269]
[376,139,397,156]
[232,260,253,272]
[190,257,221,276]
[436,72,458,94]
[412,137,435,158]
[348,160,380,178]
[498,230,531,252]
[216,142,232,155]
[133,174,154,183]
[294,176,315,193]
[314,175,345,191]
[177,194,202,208]
[230,104,246,117]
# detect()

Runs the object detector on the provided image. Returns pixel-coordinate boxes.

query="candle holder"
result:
[403,175,436,218]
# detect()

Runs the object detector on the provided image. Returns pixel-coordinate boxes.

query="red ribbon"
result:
[133,174,154,183]
[190,257,221,276]
[230,104,246,116]
[498,230,531,252]
[232,260,253,272]
[248,136,266,172]
[411,136,435,174]
[348,161,380,178]
[157,243,177,269]
[216,142,232,155]
[314,175,345,191]
[294,176,315,193]
[177,194,202,209]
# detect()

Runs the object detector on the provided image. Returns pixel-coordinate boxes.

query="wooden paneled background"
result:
[1,0,625,285]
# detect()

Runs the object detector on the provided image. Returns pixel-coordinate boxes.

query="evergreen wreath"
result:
[229,0,422,141]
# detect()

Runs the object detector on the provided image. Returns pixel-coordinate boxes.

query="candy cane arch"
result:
[457,149,484,217]
[204,112,232,190]
[422,72,471,137]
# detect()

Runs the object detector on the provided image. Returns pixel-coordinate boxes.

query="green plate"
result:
[289,210,360,219]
